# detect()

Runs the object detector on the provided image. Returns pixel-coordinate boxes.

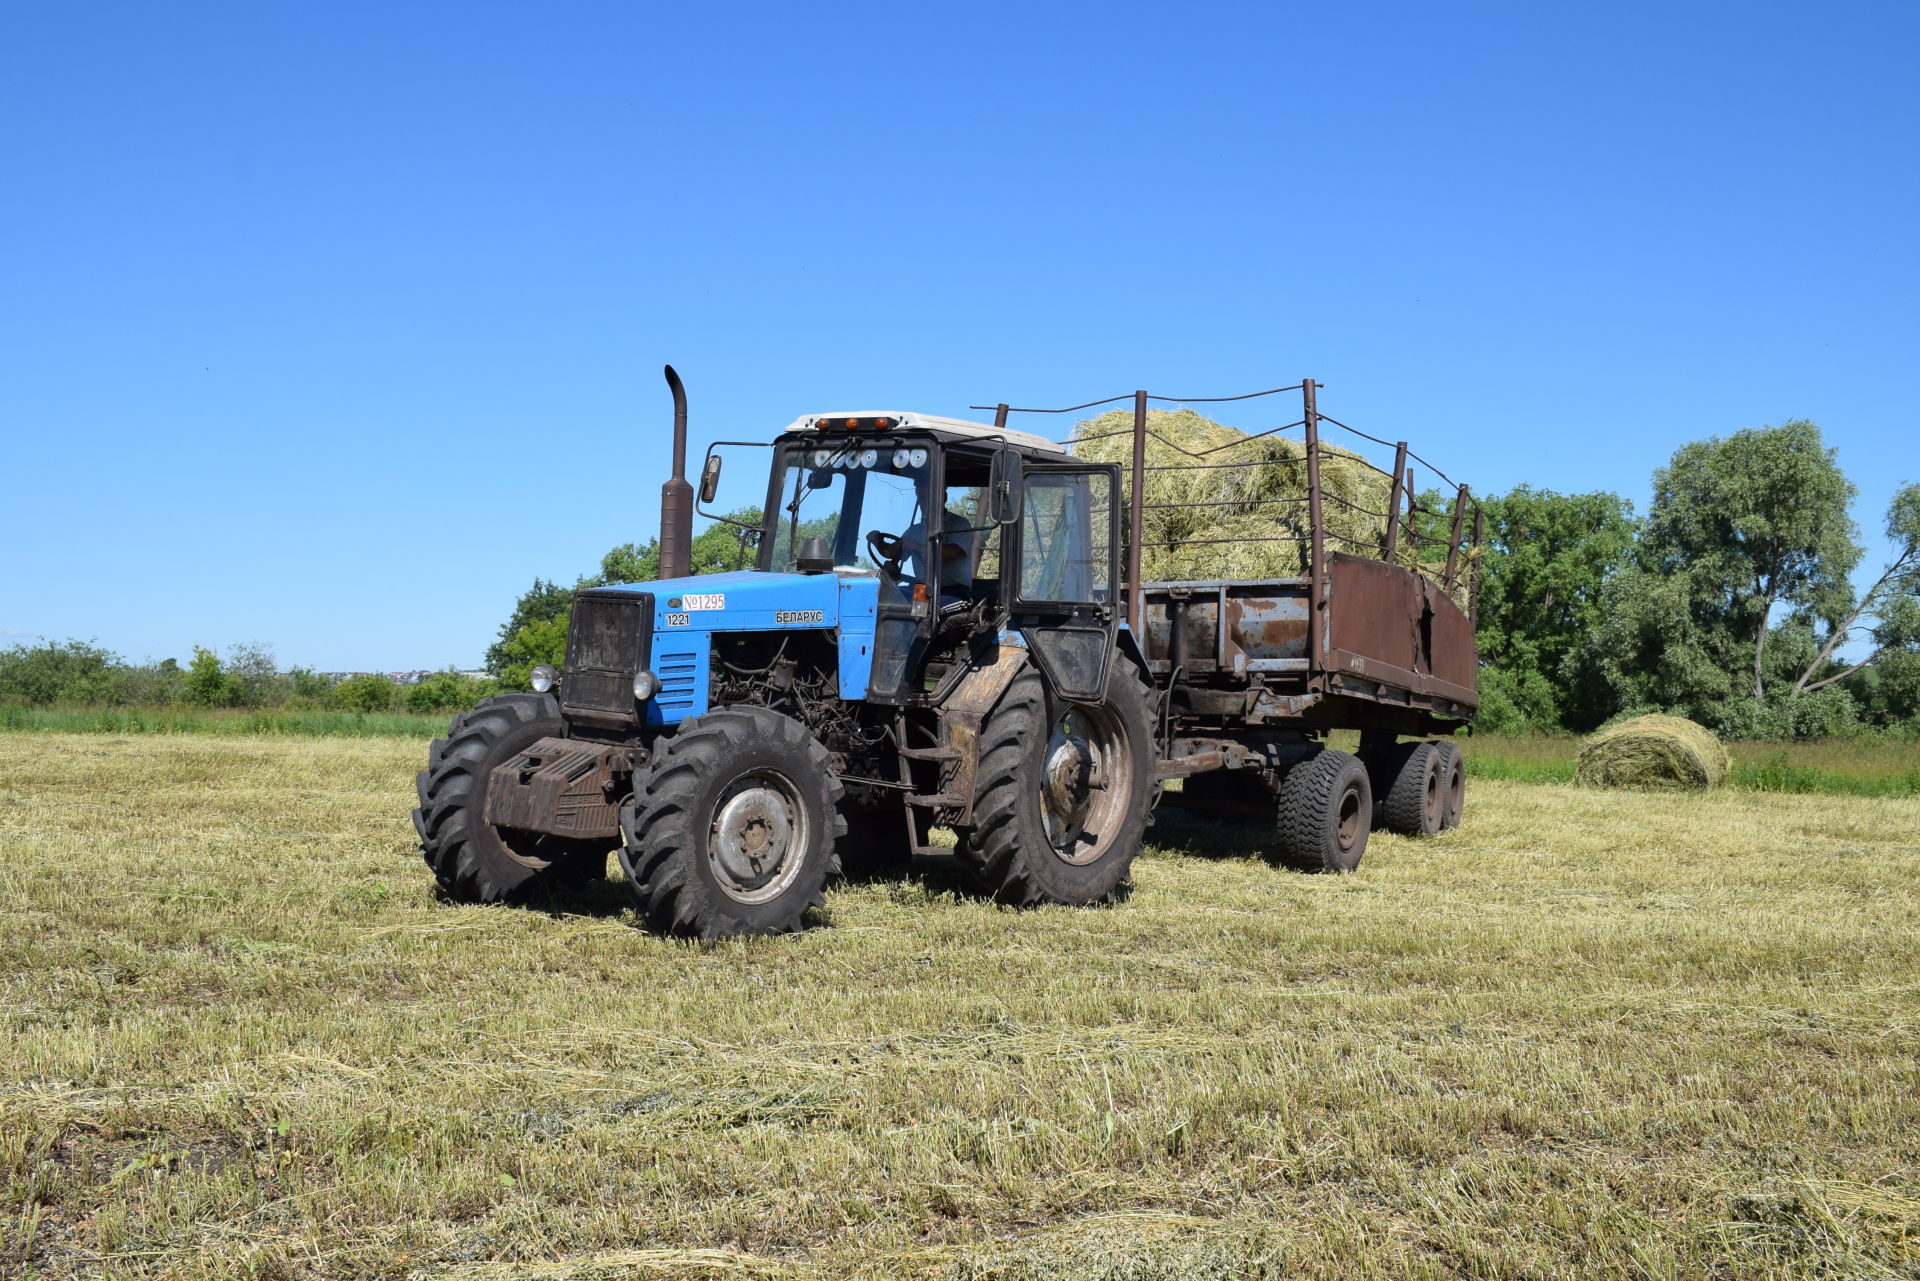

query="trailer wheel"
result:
[1434,741,1465,829]
[1277,749,1372,873]
[413,692,611,902]
[959,661,1155,906]
[1381,741,1445,837]
[618,706,844,938]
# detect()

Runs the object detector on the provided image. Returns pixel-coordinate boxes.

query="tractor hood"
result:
[597,569,877,632]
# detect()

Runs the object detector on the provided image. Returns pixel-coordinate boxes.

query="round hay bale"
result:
[1574,714,1730,790]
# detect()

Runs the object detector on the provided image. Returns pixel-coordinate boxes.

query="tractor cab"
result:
[701,411,1122,705]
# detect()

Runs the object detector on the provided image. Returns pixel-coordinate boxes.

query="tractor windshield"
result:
[765,441,931,579]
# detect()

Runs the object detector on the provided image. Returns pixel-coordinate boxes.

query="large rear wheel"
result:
[413,693,612,902]
[619,706,845,938]
[957,661,1156,906]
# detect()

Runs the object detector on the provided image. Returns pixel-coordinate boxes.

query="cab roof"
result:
[781,410,1065,458]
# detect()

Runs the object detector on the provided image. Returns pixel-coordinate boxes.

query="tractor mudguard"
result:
[926,644,1029,827]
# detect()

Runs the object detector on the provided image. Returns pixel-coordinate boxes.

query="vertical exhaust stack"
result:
[658,364,693,581]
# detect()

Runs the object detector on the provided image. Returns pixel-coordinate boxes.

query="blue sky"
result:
[3,1,1915,672]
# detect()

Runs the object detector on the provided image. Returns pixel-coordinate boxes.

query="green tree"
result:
[221,642,281,708]
[492,615,570,691]
[1473,487,1639,729]
[594,540,659,585]
[1643,420,1860,703]
[184,646,240,707]
[484,578,574,678]
[286,666,334,703]
[1791,481,1920,695]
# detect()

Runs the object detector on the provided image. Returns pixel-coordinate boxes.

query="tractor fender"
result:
[928,644,1030,827]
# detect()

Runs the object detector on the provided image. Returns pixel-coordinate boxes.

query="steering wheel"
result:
[866,529,908,570]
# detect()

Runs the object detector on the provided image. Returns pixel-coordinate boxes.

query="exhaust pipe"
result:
[658,364,692,580]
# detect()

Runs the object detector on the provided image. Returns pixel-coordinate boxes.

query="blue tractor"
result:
[415,369,1484,937]
[415,368,1157,937]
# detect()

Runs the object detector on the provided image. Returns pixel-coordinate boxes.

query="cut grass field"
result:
[4,734,1919,1279]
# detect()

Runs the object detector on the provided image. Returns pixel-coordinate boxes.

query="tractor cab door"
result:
[1008,462,1121,703]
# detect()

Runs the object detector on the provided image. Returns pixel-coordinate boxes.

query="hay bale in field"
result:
[1574,714,1730,790]
[1069,408,1397,581]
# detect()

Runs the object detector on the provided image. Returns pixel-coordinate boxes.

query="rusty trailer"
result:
[975,378,1484,863]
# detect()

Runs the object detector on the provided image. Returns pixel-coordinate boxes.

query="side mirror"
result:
[989,449,1022,524]
[698,454,723,505]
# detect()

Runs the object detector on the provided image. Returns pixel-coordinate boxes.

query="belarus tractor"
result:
[413,369,1483,937]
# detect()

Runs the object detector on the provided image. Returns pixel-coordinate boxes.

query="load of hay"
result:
[1574,714,1730,790]
[1068,408,1462,590]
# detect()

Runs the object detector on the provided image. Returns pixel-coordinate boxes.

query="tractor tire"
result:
[413,692,612,902]
[957,661,1156,906]
[1381,741,1444,837]
[838,807,916,879]
[1434,740,1465,830]
[618,706,845,938]
[1276,749,1372,873]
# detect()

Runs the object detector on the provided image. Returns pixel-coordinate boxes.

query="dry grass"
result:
[3,734,1918,1279]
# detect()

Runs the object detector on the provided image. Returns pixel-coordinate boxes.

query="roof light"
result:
[816,415,897,432]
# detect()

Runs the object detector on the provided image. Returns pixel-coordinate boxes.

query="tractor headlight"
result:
[632,670,660,700]
[529,664,558,693]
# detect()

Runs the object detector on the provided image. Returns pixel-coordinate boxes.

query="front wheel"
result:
[957,661,1156,906]
[619,706,845,938]
[413,692,613,902]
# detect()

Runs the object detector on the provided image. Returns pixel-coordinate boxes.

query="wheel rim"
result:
[707,770,811,905]
[1041,704,1133,866]
[1445,760,1464,820]
[1424,762,1442,827]
[1336,780,1366,852]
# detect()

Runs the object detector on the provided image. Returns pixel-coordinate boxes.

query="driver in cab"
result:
[899,506,975,616]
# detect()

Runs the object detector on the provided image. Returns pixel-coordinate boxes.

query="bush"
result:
[0,639,123,704]
[184,647,241,707]
[333,673,399,713]
[403,670,501,713]
[1705,686,1863,740]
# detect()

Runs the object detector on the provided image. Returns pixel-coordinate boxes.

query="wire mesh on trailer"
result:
[971,380,1486,634]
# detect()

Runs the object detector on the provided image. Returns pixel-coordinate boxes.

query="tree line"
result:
[0,640,502,715]
[1468,420,1917,735]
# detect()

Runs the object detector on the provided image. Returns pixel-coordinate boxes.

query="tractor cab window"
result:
[766,442,930,577]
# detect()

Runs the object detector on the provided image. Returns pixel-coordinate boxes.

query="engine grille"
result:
[561,590,653,719]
